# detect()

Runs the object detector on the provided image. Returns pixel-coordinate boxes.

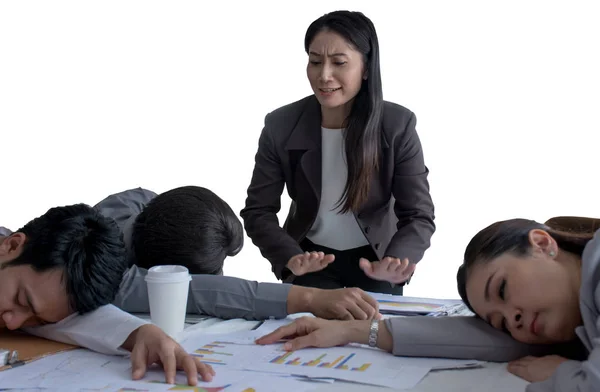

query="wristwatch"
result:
[368,320,379,347]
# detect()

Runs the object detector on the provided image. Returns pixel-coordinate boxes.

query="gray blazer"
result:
[385,229,600,391]
[93,188,292,320]
[241,95,435,280]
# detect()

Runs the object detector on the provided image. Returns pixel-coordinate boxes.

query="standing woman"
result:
[241,11,435,294]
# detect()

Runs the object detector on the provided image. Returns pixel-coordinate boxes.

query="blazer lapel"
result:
[282,96,391,209]
[284,96,322,201]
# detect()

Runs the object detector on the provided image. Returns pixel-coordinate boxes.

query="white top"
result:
[306,127,369,251]
[23,304,149,355]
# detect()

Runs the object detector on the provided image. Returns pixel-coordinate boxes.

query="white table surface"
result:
[179,317,530,392]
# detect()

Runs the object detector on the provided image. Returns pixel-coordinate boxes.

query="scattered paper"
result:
[367,292,467,316]
[180,334,429,389]
[0,350,318,392]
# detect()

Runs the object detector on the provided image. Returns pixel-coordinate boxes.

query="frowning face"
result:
[306,30,365,113]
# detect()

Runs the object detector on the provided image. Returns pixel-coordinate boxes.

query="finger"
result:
[344,300,369,320]
[159,351,178,385]
[288,256,301,269]
[392,259,410,277]
[507,363,525,378]
[297,257,311,275]
[324,254,335,262]
[359,258,373,276]
[292,254,304,264]
[130,344,148,380]
[393,263,416,284]
[309,251,320,261]
[387,258,402,272]
[317,257,333,270]
[197,361,216,381]
[507,362,523,372]
[179,354,200,385]
[403,263,416,276]
[378,257,390,269]
[399,258,410,270]
[507,361,532,381]
[283,334,319,351]
[255,323,299,345]
[358,293,379,319]
[507,357,533,376]
[340,308,356,321]
[509,356,536,366]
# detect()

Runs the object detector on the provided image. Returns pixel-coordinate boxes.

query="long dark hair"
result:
[457,217,595,313]
[305,10,384,213]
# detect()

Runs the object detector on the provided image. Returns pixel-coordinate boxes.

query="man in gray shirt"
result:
[95,187,380,321]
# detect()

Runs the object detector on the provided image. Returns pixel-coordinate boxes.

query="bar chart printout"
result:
[191,341,236,366]
[181,335,431,389]
[270,351,371,371]
[247,346,431,389]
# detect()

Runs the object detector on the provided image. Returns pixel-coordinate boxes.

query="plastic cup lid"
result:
[144,265,191,283]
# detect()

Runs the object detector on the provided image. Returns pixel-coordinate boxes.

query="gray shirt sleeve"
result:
[384,316,584,363]
[114,265,291,320]
[94,187,158,229]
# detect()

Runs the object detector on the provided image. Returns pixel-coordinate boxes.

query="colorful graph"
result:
[377,300,440,310]
[170,386,229,392]
[191,341,236,366]
[269,352,371,372]
[149,381,231,392]
[117,389,148,392]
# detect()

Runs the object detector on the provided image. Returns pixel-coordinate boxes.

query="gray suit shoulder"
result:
[266,96,313,125]
[381,100,417,139]
[258,96,316,153]
[95,187,158,210]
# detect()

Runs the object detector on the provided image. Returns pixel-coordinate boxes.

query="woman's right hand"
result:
[286,251,335,276]
[255,317,356,351]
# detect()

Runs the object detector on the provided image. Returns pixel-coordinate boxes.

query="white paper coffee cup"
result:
[145,265,191,339]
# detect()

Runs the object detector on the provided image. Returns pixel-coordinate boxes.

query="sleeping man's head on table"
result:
[0,204,214,385]
[0,203,126,329]
[0,190,380,385]
[98,186,381,321]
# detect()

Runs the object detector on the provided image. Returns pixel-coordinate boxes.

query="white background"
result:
[1,0,598,299]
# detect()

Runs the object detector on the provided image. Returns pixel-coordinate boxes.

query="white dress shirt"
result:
[24,305,148,355]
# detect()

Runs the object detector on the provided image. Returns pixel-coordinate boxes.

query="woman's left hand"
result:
[507,355,568,382]
[359,257,416,284]
[255,317,353,350]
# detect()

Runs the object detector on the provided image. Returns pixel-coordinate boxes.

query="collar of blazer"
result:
[284,95,390,152]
